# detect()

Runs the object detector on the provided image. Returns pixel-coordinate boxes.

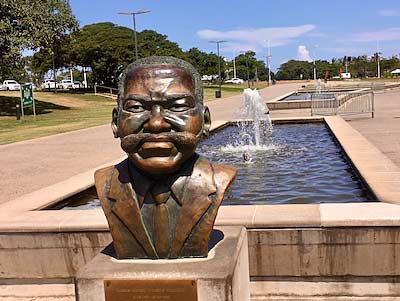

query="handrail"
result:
[94,84,118,95]
[311,90,374,118]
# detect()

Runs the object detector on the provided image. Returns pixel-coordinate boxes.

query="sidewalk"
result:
[0,83,302,204]
[344,89,400,167]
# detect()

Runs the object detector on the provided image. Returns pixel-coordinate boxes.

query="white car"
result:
[24,82,37,91]
[2,80,21,91]
[73,81,82,89]
[41,80,56,89]
[57,80,74,90]
[225,78,244,84]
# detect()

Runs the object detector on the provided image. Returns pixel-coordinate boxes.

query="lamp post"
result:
[233,50,237,78]
[51,8,60,93]
[313,45,318,81]
[240,51,251,88]
[118,10,150,60]
[209,40,226,98]
[377,40,381,79]
[266,40,272,86]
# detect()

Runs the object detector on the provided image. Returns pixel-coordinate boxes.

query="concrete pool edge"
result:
[266,88,371,110]
[1,116,400,233]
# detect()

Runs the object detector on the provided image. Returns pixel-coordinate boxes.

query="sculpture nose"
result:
[143,105,171,133]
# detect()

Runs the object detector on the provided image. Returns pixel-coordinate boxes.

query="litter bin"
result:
[215,90,221,98]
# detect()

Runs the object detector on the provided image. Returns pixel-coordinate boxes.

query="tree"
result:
[0,0,78,79]
[275,60,313,80]
[186,48,219,76]
[37,23,189,86]
[64,22,135,86]
[137,30,186,59]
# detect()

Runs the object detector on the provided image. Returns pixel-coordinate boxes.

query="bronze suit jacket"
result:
[95,155,236,259]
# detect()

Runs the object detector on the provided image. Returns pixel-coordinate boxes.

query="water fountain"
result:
[221,89,273,155]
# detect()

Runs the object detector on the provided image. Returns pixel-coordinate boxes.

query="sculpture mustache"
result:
[121,132,199,154]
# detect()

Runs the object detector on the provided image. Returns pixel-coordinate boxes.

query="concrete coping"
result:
[267,91,296,103]
[1,116,400,232]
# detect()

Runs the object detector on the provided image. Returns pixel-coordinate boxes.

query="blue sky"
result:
[70,0,400,71]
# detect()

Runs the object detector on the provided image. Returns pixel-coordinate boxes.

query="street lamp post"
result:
[266,40,272,86]
[240,51,251,88]
[377,40,381,79]
[209,40,226,98]
[233,50,237,78]
[313,45,318,81]
[118,10,150,60]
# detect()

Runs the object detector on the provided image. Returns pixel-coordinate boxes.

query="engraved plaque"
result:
[104,279,197,301]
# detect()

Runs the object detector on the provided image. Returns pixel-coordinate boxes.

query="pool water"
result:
[46,123,373,210]
[197,123,372,205]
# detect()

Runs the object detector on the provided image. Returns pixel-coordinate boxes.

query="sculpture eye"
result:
[169,104,191,112]
[125,101,145,113]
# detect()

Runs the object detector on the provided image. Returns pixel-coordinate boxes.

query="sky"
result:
[69,0,400,71]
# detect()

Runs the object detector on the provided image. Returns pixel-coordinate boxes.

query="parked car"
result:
[41,80,56,89]
[73,81,82,89]
[2,80,21,91]
[225,78,244,84]
[23,82,37,91]
[57,79,74,90]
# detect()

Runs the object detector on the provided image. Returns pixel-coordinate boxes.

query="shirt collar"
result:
[127,154,198,207]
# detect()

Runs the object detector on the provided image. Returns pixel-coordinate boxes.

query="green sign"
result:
[21,84,33,108]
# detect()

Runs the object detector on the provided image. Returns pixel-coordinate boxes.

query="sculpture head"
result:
[113,56,211,175]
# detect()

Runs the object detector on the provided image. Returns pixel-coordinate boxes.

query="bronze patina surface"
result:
[95,56,236,259]
[104,279,197,301]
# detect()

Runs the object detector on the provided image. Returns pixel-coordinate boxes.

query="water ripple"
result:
[197,123,373,205]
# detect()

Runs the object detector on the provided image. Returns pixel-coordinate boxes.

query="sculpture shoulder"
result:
[94,165,114,185]
[211,163,237,191]
[94,165,115,198]
[194,155,236,191]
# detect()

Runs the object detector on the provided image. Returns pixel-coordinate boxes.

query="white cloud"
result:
[297,45,312,62]
[197,25,316,52]
[379,9,400,17]
[352,27,400,42]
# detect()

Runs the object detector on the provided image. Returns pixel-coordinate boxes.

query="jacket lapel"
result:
[170,156,217,257]
[108,161,157,258]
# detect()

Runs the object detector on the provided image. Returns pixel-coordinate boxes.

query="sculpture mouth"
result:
[121,132,199,156]
[139,140,178,158]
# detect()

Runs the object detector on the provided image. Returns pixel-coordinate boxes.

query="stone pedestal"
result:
[75,226,250,301]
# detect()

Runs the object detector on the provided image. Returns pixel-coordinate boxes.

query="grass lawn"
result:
[203,81,269,102]
[0,91,115,145]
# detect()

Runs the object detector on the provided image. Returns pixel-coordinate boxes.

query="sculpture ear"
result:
[203,106,211,138]
[111,107,119,138]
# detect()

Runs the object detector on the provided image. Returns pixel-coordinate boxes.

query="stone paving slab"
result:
[0,284,75,301]
[344,89,400,167]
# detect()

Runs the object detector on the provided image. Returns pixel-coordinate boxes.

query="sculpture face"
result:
[116,65,207,174]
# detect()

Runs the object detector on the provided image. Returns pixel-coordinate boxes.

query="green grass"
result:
[0,92,115,144]
[203,81,269,101]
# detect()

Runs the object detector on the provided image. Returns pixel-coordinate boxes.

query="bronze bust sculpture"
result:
[95,56,236,259]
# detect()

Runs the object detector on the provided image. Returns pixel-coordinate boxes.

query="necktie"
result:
[151,187,171,258]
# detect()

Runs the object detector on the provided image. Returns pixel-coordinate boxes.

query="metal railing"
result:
[94,84,118,100]
[311,91,374,118]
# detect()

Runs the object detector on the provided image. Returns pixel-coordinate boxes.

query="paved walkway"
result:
[0,82,302,204]
[344,88,400,167]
